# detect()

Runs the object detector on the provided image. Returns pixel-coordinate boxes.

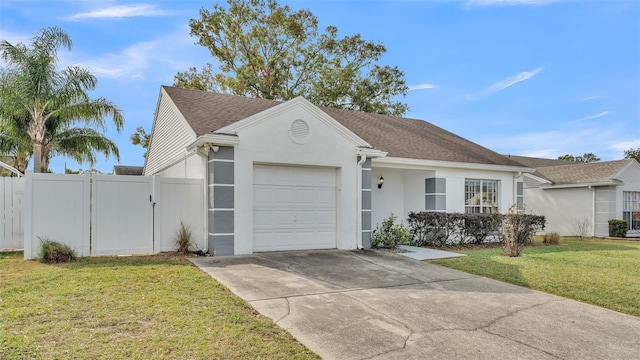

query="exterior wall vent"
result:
[289,119,310,144]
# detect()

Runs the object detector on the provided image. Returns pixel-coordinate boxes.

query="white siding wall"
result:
[232,105,360,254]
[370,166,519,229]
[144,89,197,175]
[157,152,205,179]
[615,162,640,223]
[524,187,593,236]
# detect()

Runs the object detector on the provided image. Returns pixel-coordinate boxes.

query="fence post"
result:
[23,172,33,260]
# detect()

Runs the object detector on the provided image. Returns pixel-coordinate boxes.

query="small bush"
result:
[608,220,628,238]
[543,232,560,245]
[175,221,193,253]
[371,213,410,249]
[503,206,521,257]
[574,218,591,240]
[38,238,76,263]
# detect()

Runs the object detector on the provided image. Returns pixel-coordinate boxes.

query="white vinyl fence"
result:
[24,173,204,259]
[0,177,24,249]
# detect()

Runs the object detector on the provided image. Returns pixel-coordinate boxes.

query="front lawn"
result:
[0,252,318,359]
[431,238,640,316]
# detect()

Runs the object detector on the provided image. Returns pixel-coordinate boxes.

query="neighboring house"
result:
[112,165,144,176]
[144,86,531,255]
[507,155,640,237]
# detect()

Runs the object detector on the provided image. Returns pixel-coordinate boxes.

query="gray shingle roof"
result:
[532,159,632,185]
[113,165,144,176]
[162,86,525,167]
[505,155,576,168]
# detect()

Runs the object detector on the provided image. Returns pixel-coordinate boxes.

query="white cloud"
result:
[610,140,640,153]
[62,27,211,82]
[466,67,542,100]
[464,0,555,9]
[69,4,168,20]
[573,111,611,122]
[580,95,599,102]
[408,83,437,91]
[487,68,542,95]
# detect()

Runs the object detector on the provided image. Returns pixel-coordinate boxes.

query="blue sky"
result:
[1,0,639,173]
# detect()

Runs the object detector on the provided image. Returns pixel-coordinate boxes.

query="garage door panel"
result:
[253,186,275,204]
[253,165,337,252]
[316,210,336,226]
[316,231,336,247]
[253,210,274,227]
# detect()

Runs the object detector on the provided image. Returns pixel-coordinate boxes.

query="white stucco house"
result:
[144,86,532,255]
[508,155,640,237]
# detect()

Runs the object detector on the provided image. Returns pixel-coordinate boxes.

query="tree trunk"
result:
[33,143,43,173]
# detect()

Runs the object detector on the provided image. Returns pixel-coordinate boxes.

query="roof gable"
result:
[162,86,524,167]
[216,96,371,148]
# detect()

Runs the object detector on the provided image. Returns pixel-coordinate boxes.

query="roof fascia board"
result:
[215,96,372,148]
[373,156,533,173]
[186,133,240,152]
[357,147,388,158]
[540,181,622,189]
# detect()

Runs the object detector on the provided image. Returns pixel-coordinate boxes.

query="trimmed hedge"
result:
[407,211,545,246]
[608,219,628,238]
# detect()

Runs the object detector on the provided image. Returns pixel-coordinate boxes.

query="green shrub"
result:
[38,238,76,263]
[175,221,193,253]
[543,232,560,245]
[608,220,628,238]
[371,213,410,249]
[407,211,545,247]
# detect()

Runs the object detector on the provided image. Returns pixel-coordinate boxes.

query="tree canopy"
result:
[0,26,123,173]
[130,126,151,158]
[624,147,640,163]
[557,153,601,163]
[175,0,409,116]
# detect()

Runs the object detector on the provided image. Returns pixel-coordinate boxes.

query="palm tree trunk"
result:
[33,142,43,173]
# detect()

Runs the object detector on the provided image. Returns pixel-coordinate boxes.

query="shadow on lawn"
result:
[0,250,196,269]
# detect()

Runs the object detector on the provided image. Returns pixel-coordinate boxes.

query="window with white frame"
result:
[465,179,499,213]
[623,191,640,230]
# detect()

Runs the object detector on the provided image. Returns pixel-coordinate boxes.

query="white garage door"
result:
[253,165,337,252]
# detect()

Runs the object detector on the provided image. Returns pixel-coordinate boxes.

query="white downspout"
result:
[588,185,596,236]
[194,145,211,252]
[513,172,522,211]
[356,154,367,250]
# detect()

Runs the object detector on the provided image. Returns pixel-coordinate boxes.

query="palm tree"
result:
[0,26,123,173]
[0,69,32,173]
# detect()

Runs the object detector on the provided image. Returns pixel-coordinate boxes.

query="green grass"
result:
[0,252,319,359]
[431,238,640,316]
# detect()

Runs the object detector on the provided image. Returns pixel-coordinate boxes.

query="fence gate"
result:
[0,177,24,249]
[91,175,154,256]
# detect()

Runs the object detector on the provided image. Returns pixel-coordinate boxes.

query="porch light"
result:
[378,176,384,189]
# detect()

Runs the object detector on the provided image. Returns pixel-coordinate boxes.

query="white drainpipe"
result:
[194,145,212,252]
[588,185,596,236]
[356,154,367,250]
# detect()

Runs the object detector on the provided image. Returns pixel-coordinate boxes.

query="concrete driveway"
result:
[191,250,640,360]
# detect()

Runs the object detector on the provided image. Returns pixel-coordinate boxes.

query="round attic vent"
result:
[289,119,310,144]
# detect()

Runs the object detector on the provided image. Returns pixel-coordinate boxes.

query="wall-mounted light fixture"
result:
[377,176,384,189]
